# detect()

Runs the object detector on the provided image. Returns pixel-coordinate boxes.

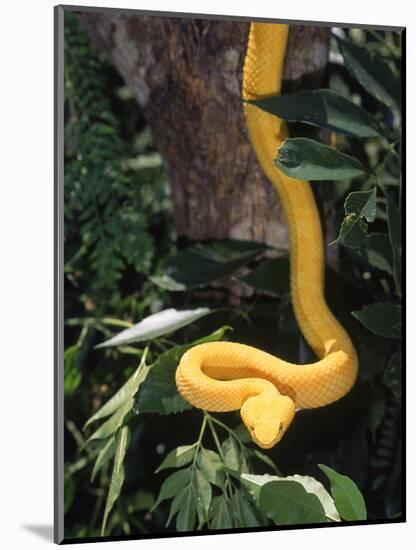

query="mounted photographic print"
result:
[54,4,405,544]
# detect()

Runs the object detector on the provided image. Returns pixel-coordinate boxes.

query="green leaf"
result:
[233,423,252,444]
[64,466,76,514]
[230,492,266,528]
[384,349,402,397]
[175,485,197,532]
[95,307,212,348]
[84,360,148,429]
[333,188,377,248]
[155,444,197,473]
[336,37,401,110]
[352,302,402,338]
[87,397,134,443]
[150,239,268,291]
[260,480,328,525]
[222,437,249,473]
[318,464,367,521]
[275,138,367,181]
[241,473,339,522]
[166,490,187,527]
[195,469,212,527]
[249,89,382,137]
[101,426,130,536]
[385,190,402,295]
[64,344,82,396]
[354,233,393,274]
[209,495,233,529]
[238,257,289,296]
[152,468,192,511]
[197,448,225,488]
[136,326,231,415]
[91,436,117,482]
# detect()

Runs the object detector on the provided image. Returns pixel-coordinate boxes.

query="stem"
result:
[206,414,234,501]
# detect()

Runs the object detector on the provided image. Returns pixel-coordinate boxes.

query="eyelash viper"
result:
[175,22,358,449]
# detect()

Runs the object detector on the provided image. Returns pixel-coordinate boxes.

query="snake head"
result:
[240,394,296,449]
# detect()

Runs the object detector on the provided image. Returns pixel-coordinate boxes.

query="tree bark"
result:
[79,14,330,251]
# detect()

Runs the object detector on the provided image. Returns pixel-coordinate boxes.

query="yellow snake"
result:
[175,23,358,449]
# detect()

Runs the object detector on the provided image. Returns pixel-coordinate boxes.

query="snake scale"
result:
[175,22,358,449]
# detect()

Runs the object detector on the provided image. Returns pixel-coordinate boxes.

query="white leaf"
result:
[96,307,212,348]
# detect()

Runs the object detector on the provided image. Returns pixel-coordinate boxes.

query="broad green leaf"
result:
[318,464,367,521]
[91,436,117,482]
[385,190,402,296]
[241,473,339,521]
[64,344,82,396]
[241,473,281,501]
[197,448,225,488]
[101,426,130,536]
[209,495,233,529]
[384,349,402,397]
[352,302,402,338]
[260,480,328,525]
[155,444,197,473]
[336,37,400,110]
[150,239,268,291]
[249,89,382,137]
[84,360,148,429]
[238,257,289,296]
[96,307,212,348]
[275,138,367,181]
[87,397,134,443]
[354,233,393,274]
[152,468,192,511]
[332,188,377,248]
[136,327,230,415]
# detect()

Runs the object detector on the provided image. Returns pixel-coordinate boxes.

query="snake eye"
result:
[278,422,283,432]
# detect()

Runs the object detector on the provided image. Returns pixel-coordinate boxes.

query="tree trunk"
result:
[79,14,330,252]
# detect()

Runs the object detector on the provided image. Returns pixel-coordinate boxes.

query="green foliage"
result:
[250,89,382,137]
[64,20,402,539]
[318,464,367,521]
[238,257,290,296]
[335,36,401,110]
[242,473,340,523]
[275,138,367,180]
[332,188,377,247]
[352,303,402,338]
[64,12,172,311]
[151,239,269,291]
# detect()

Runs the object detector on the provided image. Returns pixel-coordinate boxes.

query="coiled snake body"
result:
[175,23,358,449]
